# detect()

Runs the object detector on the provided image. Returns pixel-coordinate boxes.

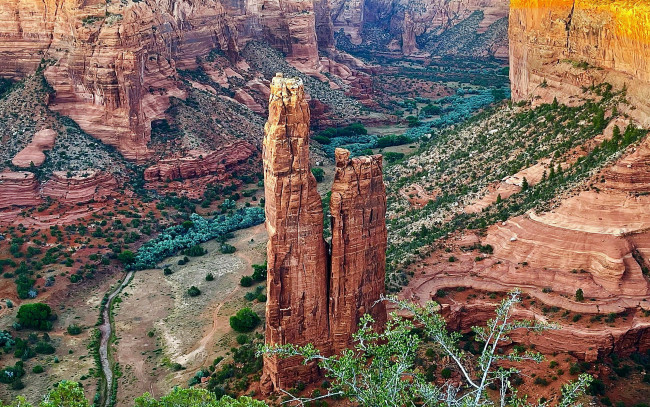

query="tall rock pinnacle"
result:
[261,73,331,392]
[261,73,387,393]
[329,148,388,353]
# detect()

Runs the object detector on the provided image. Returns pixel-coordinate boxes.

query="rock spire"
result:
[261,73,387,392]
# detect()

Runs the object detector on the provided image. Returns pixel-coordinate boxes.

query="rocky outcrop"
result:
[0,172,42,209]
[12,129,57,168]
[332,0,509,57]
[329,148,387,353]
[262,74,387,392]
[143,142,255,182]
[0,0,334,160]
[42,170,118,204]
[509,0,650,125]
[261,73,332,392]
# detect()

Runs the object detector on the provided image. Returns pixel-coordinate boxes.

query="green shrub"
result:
[16,303,53,331]
[220,244,236,254]
[440,368,452,379]
[240,276,253,287]
[184,245,207,257]
[32,365,44,374]
[67,324,82,335]
[230,308,260,332]
[236,334,249,345]
[206,273,215,281]
[311,168,325,182]
[187,286,201,297]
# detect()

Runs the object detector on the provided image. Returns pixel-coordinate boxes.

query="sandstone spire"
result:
[261,74,387,393]
[329,148,387,353]
[261,73,331,392]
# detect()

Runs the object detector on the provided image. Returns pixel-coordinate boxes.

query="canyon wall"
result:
[509,0,650,125]
[261,74,387,392]
[332,0,509,57]
[0,0,329,160]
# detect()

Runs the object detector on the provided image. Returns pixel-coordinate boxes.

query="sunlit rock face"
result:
[509,0,650,125]
[0,0,326,160]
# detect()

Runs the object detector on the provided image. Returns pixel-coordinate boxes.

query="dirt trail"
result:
[99,271,133,407]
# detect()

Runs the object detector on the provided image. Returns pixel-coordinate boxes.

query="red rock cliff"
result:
[329,148,387,353]
[261,73,331,392]
[0,0,329,160]
[509,0,650,125]
[261,74,387,392]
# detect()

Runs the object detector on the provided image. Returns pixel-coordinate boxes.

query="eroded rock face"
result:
[261,74,331,392]
[509,0,650,125]
[0,0,329,160]
[143,142,255,182]
[332,0,509,57]
[42,170,118,204]
[12,129,57,168]
[0,172,42,209]
[262,74,387,392]
[329,148,387,353]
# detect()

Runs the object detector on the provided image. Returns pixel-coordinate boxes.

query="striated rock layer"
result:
[262,74,387,392]
[0,169,117,212]
[332,0,509,57]
[261,74,331,392]
[329,148,387,353]
[509,0,650,125]
[0,0,330,160]
[42,170,118,204]
[143,142,255,182]
[0,172,42,209]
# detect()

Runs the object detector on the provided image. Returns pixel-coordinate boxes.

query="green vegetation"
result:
[263,291,592,406]
[229,308,260,332]
[16,303,54,331]
[187,286,201,297]
[311,168,325,182]
[131,209,264,270]
[385,85,646,290]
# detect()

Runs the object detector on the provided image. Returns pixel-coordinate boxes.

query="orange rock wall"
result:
[509,0,650,124]
[0,172,42,209]
[0,0,327,160]
[143,142,255,182]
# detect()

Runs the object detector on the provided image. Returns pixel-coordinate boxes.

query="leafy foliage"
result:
[261,291,592,406]
[131,208,264,270]
[230,308,260,332]
[16,303,53,331]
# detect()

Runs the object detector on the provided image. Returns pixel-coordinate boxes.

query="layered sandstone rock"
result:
[332,0,509,57]
[0,172,42,209]
[262,74,387,392]
[0,0,330,160]
[509,0,650,125]
[329,148,387,353]
[261,74,331,392]
[12,129,57,168]
[42,170,118,204]
[143,142,255,182]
